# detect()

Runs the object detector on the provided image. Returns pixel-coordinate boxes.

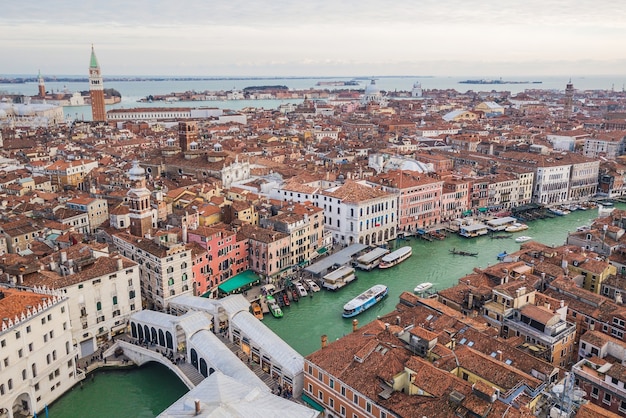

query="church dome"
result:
[364,80,380,96]
[128,160,145,180]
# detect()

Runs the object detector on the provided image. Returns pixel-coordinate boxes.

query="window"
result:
[604,392,612,405]
[353,394,359,404]
[366,402,372,413]
[329,398,334,409]
[620,400,626,414]
[15,331,20,339]
[340,406,345,416]
[318,371,323,381]
[26,325,31,333]
[113,296,118,305]
[318,390,323,401]
[591,387,599,399]
[96,301,102,311]
[330,378,334,389]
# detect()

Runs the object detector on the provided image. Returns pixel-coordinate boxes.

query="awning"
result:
[301,393,325,412]
[478,207,488,212]
[217,270,260,294]
[317,247,328,255]
[462,210,472,216]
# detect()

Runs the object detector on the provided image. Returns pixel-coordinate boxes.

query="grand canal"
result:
[49,207,613,417]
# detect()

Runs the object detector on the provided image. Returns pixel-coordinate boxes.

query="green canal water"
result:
[49,207,613,417]
[47,363,187,418]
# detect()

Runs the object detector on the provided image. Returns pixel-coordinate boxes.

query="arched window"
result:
[166,331,173,349]
[131,322,137,338]
[96,301,102,311]
[112,296,118,305]
[151,327,158,343]
[158,329,165,347]
[200,358,208,377]
[32,363,37,377]
[191,349,198,368]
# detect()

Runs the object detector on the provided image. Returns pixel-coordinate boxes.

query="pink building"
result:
[369,171,444,232]
[237,224,291,282]
[187,225,249,298]
[441,179,471,221]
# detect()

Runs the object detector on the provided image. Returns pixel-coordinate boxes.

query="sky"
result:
[2,0,626,77]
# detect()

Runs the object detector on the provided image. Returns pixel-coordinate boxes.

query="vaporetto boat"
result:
[342,284,388,318]
[378,246,412,269]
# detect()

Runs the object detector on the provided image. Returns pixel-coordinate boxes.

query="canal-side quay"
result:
[50,207,611,417]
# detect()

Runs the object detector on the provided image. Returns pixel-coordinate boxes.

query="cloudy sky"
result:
[2,0,625,77]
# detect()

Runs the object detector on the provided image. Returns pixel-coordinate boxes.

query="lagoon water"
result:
[48,207,614,417]
[1,74,625,121]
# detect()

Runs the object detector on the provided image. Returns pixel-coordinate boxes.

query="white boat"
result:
[379,246,412,269]
[321,266,357,291]
[294,281,308,297]
[414,282,433,294]
[342,285,388,318]
[353,247,390,271]
[305,279,321,292]
[515,236,532,243]
[504,222,528,232]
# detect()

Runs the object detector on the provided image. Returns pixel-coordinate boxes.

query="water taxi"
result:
[294,281,308,297]
[305,278,321,292]
[251,302,264,320]
[265,295,283,318]
[504,222,528,232]
[379,246,412,269]
[342,284,388,318]
[414,282,433,294]
[322,266,357,291]
[515,235,532,243]
[353,247,390,271]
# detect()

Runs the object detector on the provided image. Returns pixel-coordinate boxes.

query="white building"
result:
[0,286,80,418]
[533,159,572,205]
[112,231,193,311]
[315,180,398,246]
[17,244,141,357]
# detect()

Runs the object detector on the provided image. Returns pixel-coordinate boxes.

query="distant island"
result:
[459,79,542,85]
[316,80,361,86]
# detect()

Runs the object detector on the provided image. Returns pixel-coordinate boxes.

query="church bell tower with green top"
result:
[89,45,107,122]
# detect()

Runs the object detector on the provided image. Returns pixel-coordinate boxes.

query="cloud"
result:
[2,1,626,76]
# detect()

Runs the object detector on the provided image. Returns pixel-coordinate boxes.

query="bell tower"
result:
[89,45,107,122]
[127,161,152,237]
[38,70,46,97]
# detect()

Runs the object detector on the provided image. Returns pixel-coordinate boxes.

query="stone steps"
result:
[178,362,205,386]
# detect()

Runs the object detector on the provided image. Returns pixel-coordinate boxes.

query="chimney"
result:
[321,335,328,349]
[395,316,401,325]
[560,300,565,309]
[60,252,67,264]
[117,257,123,270]
[497,350,503,362]
[352,319,358,332]
[194,399,200,416]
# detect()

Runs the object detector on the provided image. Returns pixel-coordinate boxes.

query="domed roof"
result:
[364,79,380,95]
[128,160,145,180]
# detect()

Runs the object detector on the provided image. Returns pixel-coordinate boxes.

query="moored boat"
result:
[379,246,412,269]
[266,295,283,318]
[515,235,532,243]
[305,279,321,292]
[294,281,308,297]
[342,284,388,318]
[414,282,433,294]
[251,302,263,320]
[290,287,299,302]
[504,222,528,232]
